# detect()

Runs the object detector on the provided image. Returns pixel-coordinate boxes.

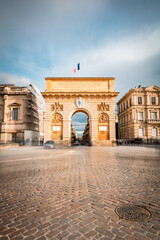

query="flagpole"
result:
[77,63,80,78]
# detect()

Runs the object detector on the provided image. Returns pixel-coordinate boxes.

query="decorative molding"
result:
[51,102,63,112]
[9,103,21,108]
[42,92,119,99]
[97,102,109,111]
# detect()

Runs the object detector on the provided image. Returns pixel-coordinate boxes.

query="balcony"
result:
[146,119,160,123]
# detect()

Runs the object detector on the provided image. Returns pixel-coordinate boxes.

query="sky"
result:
[0,0,160,136]
[72,112,88,137]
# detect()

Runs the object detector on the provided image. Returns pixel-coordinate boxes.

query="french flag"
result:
[73,63,80,73]
[77,63,80,71]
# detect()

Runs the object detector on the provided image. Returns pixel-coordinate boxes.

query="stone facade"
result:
[0,84,43,144]
[42,77,119,145]
[117,85,160,142]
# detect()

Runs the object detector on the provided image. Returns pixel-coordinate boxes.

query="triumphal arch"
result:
[41,77,119,145]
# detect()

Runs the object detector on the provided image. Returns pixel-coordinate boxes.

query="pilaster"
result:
[3,95,8,143]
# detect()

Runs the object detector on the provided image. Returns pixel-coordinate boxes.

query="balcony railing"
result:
[147,119,160,123]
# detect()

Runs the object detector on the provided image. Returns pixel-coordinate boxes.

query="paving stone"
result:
[56,230,70,239]
[0,146,160,239]
[84,230,97,238]
[95,227,114,238]
[0,237,9,240]
[12,236,24,240]
[68,232,82,240]
[36,237,46,240]
[8,229,25,238]
[46,229,60,238]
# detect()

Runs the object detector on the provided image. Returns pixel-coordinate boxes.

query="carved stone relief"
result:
[51,113,63,124]
[98,113,109,123]
[51,102,63,112]
[97,102,109,111]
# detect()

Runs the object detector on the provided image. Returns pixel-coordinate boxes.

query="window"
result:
[130,113,132,121]
[126,115,128,122]
[123,103,125,110]
[126,101,128,108]
[138,112,143,121]
[12,133,16,142]
[151,97,156,105]
[12,108,18,120]
[139,128,143,137]
[151,112,157,120]
[127,129,129,138]
[152,128,157,137]
[138,97,142,104]
[130,98,132,106]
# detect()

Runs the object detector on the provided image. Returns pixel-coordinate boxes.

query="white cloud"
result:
[87,27,160,63]
[1,25,159,100]
[76,131,84,134]
[0,72,32,86]
[41,26,160,79]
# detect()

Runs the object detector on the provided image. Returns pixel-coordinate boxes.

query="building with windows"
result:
[71,122,77,144]
[82,120,90,144]
[117,85,160,143]
[0,84,43,144]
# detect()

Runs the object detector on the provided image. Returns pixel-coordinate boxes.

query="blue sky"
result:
[72,112,88,137]
[0,0,160,135]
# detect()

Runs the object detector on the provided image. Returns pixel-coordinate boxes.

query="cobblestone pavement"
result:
[0,146,160,240]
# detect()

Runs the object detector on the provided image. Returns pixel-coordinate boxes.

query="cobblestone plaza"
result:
[0,146,160,240]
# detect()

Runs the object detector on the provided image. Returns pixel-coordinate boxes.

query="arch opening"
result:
[71,111,90,146]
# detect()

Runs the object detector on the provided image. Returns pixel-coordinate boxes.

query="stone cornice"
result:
[117,89,133,105]
[45,77,115,81]
[0,91,28,95]
[41,92,119,98]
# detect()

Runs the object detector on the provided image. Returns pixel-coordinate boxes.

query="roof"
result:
[117,85,160,105]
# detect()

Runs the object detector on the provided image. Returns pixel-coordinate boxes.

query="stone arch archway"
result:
[42,77,119,145]
[70,109,90,145]
[51,113,63,140]
[69,108,91,121]
[97,113,109,140]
